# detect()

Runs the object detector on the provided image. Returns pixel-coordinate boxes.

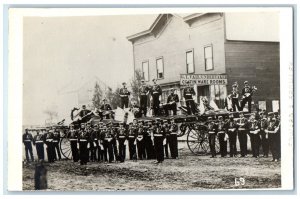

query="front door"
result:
[197,85,210,103]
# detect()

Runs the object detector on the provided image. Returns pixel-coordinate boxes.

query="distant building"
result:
[127,13,280,112]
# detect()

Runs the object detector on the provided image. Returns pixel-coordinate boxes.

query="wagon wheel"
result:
[59,137,72,159]
[187,124,208,155]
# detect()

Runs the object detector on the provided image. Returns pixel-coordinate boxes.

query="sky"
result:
[22,12,279,125]
[23,15,157,125]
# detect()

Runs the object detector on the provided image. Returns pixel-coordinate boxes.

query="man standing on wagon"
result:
[119,82,131,109]
[183,84,197,115]
[151,79,162,116]
[139,80,150,117]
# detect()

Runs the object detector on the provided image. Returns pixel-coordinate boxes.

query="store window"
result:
[142,61,149,81]
[186,50,194,74]
[208,85,227,109]
[156,57,164,79]
[204,45,214,71]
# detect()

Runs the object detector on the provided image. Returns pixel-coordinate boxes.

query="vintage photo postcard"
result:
[6,7,294,192]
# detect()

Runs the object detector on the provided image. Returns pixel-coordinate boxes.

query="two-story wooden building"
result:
[127,13,280,112]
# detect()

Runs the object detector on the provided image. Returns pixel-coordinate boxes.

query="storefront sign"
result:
[180,74,228,85]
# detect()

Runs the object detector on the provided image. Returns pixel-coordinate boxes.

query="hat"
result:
[152,78,157,82]
[229,114,234,118]
[129,122,133,125]
[208,117,212,120]
[82,105,86,108]
[271,118,276,121]
[218,116,223,120]
[163,120,168,123]
[244,81,249,84]
[81,123,86,126]
[171,88,175,91]
[268,112,274,116]
[103,98,107,101]
[239,112,244,116]
[141,79,145,82]
[232,84,237,87]
[155,118,161,121]
[122,82,126,85]
[138,120,144,124]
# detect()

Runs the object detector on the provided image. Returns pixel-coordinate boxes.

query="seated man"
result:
[100,99,114,119]
[164,88,179,116]
[129,100,141,118]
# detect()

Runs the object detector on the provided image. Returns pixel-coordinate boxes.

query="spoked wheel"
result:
[60,137,72,159]
[187,124,208,155]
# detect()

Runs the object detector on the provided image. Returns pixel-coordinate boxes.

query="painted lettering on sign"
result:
[180,74,228,85]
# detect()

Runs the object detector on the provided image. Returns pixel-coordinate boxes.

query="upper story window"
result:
[156,57,164,79]
[204,45,214,71]
[142,61,149,81]
[186,50,194,74]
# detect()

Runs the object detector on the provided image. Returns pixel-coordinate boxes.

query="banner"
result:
[180,74,228,85]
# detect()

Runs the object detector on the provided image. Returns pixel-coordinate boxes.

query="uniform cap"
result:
[152,78,157,82]
[163,120,168,123]
[218,116,223,120]
[208,117,212,120]
[271,118,276,121]
[122,82,126,85]
[141,79,145,82]
[244,81,249,84]
[239,112,244,116]
[268,112,274,116]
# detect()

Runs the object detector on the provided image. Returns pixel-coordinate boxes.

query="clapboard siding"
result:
[225,41,280,111]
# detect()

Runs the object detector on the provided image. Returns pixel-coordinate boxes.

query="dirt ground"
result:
[23,145,281,191]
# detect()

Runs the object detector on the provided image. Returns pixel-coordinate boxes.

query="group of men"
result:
[23,118,179,165]
[227,81,258,113]
[207,111,281,162]
[119,79,180,117]
[23,128,61,163]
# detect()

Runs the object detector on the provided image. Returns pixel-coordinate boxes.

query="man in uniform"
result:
[249,113,261,158]
[23,129,35,162]
[89,124,98,162]
[153,119,166,164]
[117,123,127,162]
[163,120,170,158]
[100,99,113,119]
[151,79,162,116]
[139,80,150,117]
[103,124,115,163]
[266,113,280,162]
[78,123,89,165]
[241,81,256,113]
[164,88,179,116]
[168,118,179,159]
[97,123,105,162]
[45,129,55,163]
[33,130,45,161]
[67,124,79,162]
[226,113,238,157]
[207,117,217,158]
[127,122,137,160]
[119,82,131,109]
[183,85,197,115]
[78,105,92,123]
[217,116,227,157]
[52,128,61,161]
[144,120,155,159]
[237,112,249,157]
[259,112,269,157]
[231,83,241,112]
[136,120,146,160]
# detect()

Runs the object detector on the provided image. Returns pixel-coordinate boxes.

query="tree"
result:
[130,69,143,103]
[92,82,103,109]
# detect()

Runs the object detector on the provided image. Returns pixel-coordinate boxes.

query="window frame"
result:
[142,60,150,82]
[156,56,164,80]
[204,44,214,71]
[186,49,195,74]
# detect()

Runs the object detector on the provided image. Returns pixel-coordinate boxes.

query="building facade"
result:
[127,13,280,112]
